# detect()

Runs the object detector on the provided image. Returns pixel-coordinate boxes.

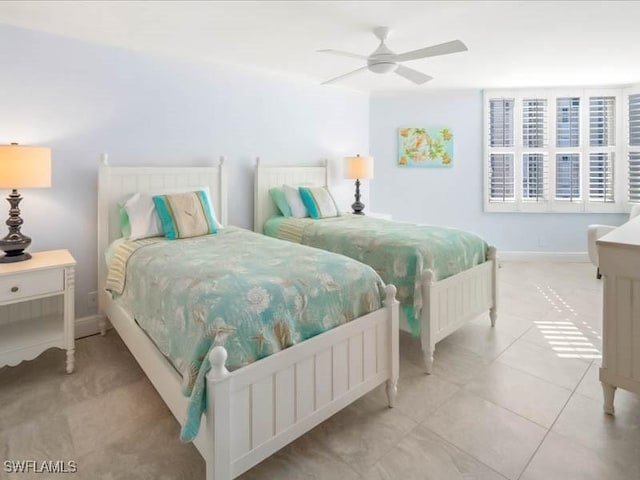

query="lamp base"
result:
[351,179,366,215]
[0,189,32,263]
[0,252,32,263]
[351,204,365,215]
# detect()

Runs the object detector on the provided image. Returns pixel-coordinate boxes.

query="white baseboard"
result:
[75,314,110,338]
[498,251,589,263]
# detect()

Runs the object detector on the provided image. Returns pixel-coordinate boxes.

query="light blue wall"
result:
[369,91,627,253]
[0,25,369,317]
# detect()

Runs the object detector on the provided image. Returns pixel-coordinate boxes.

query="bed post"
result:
[384,284,399,407]
[97,153,110,336]
[488,246,498,327]
[206,346,232,480]
[421,269,436,374]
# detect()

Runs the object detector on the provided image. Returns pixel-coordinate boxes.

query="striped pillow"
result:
[152,191,218,239]
[298,186,339,219]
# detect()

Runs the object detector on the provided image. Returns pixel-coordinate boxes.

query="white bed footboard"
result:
[206,285,399,480]
[414,246,498,373]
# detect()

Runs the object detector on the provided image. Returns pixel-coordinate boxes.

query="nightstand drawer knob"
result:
[10,286,18,293]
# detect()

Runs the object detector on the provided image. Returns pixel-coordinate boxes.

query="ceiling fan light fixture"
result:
[368,61,397,74]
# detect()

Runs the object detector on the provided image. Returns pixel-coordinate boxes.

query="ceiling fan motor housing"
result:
[368,42,397,74]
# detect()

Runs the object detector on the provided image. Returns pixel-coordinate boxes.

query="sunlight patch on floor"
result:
[535,285,601,360]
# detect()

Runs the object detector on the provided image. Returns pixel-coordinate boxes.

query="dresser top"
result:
[598,216,640,250]
[0,250,76,275]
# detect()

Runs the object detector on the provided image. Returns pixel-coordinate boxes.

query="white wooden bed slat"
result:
[251,377,274,449]
[275,367,295,433]
[315,350,332,409]
[332,341,349,398]
[295,357,315,420]
[348,334,364,389]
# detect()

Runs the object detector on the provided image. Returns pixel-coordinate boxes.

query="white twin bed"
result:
[97,156,400,480]
[254,158,498,374]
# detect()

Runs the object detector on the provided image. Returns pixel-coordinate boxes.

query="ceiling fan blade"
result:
[321,66,369,85]
[394,40,468,62]
[394,65,433,85]
[317,49,368,60]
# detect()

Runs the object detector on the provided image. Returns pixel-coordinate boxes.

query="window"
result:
[484,88,635,212]
[487,99,515,202]
[629,94,640,203]
[589,96,616,203]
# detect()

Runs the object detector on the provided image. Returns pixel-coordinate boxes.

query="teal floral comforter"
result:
[113,227,385,442]
[265,215,488,335]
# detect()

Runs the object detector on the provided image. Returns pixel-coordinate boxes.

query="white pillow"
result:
[283,184,308,218]
[123,186,223,240]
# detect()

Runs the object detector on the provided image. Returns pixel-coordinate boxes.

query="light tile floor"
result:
[1,262,639,480]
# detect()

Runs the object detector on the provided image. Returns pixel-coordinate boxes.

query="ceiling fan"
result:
[318,26,467,85]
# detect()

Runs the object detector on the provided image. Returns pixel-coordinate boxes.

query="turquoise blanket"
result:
[265,215,488,335]
[115,227,385,441]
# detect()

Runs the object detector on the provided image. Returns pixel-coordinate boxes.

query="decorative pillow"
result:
[298,186,339,219]
[122,186,223,240]
[283,184,308,218]
[118,202,132,238]
[153,190,218,239]
[124,192,163,240]
[269,186,292,217]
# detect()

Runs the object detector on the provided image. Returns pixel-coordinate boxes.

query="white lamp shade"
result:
[0,145,51,189]
[344,155,374,180]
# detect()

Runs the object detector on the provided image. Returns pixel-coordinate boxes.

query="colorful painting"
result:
[398,127,453,168]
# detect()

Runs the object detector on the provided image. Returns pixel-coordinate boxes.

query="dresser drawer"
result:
[0,268,64,303]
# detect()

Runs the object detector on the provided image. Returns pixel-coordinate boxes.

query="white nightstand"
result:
[0,250,76,373]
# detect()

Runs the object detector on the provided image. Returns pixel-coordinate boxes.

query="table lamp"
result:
[344,154,374,215]
[0,144,51,263]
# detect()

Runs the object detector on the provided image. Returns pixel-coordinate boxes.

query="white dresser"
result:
[597,215,640,414]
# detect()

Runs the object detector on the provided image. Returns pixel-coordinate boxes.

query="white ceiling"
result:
[1,0,639,93]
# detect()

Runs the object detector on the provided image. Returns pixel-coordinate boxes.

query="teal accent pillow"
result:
[118,203,132,238]
[269,186,292,217]
[298,186,339,219]
[152,190,218,240]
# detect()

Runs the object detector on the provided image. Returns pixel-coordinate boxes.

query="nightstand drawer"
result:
[0,268,63,303]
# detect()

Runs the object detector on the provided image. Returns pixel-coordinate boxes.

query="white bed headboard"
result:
[97,154,228,312]
[253,157,328,233]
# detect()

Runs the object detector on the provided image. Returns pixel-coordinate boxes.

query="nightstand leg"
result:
[66,349,75,374]
[64,266,76,374]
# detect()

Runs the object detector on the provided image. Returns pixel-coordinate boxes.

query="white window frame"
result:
[624,85,640,208]
[484,87,627,213]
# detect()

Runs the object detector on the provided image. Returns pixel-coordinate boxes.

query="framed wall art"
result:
[398,127,453,168]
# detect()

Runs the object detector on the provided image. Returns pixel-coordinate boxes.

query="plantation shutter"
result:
[589,153,614,202]
[589,97,615,202]
[489,154,514,201]
[490,99,514,147]
[556,98,581,201]
[629,94,640,203]
[522,154,547,201]
[522,99,547,201]
[556,154,581,200]
[488,98,515,202]
[557,97,580,147]
[523,99,547,148]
